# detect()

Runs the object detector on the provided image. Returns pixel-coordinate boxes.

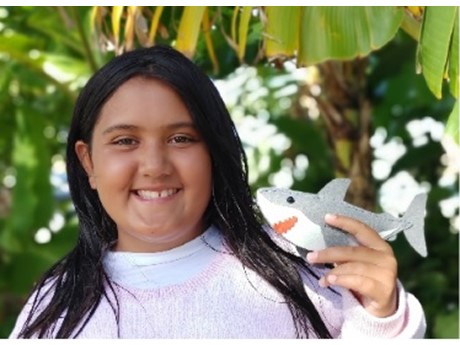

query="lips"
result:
[135,188,179,200]
[273,216,298,234]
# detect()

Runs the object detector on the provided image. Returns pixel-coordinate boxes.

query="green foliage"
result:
[0,6,457,339]
[219,30,458,338]
[445,101,459,144]
[417,6,458,99]
[362,32,458,338]
[298,7,404,65]
[0,6,101,338]
[434,308,459,338]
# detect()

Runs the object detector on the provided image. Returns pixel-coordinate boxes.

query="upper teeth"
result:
[137,189,177,199]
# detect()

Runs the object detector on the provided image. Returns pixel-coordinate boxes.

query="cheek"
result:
[199,157,213,209]
[197,158,213,195]
[179,149,212,193]
[198,151,213,188]
[92,152,135,187]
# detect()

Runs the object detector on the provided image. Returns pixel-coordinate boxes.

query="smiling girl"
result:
[75,77,212,253]
[10,46,426,338]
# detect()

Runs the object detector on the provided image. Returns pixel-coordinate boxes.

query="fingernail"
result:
[306,252,318,263]
[319,277,327,287]
[327,275,337,284]
[325,213,337,222]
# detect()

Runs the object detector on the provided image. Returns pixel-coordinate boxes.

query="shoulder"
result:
[261,224,301,255]
[296,263,344,336]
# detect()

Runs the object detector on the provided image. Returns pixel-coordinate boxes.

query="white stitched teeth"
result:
[137,189,177,200]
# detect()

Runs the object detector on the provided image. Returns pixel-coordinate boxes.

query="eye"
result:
[169,135,195,145]
[287,196,295,204]
[171,136,189,143]
[113,137,137,145]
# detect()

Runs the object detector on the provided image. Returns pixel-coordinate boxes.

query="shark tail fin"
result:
[401,193,428,257]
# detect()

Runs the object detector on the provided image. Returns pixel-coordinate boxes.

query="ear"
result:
[75,141,97,189]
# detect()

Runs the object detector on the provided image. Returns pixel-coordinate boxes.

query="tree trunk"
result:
[300,58,375,210]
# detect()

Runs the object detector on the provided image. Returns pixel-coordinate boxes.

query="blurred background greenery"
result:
[0,6,458,338]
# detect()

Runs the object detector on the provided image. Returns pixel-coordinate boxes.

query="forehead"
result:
[95,77,193,130]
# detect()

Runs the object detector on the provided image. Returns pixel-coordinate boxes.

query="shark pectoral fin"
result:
[402,193,428,257]
[296,246,310,259]
[317,178,351,200]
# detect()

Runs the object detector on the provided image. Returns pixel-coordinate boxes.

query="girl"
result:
[10,46,426,338]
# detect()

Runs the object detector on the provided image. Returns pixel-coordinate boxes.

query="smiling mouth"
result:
[135,188,179,200]
[272,216,298,234]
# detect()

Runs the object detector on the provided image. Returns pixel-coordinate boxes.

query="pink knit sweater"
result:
[10,228,426,338]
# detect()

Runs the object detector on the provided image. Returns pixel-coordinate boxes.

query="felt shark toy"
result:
[256,178,427,257]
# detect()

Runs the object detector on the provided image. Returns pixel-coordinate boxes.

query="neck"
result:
[113,222,208,253]
[104,225,223,289]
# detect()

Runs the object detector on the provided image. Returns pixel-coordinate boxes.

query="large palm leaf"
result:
[91,6,458,143]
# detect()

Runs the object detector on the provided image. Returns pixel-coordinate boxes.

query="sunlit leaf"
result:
[90,5,102,33]
[231,6,238,44]
[406,6,425,19]
[445,100,459,144]
[175,6,206,58]
[124,6,138,51]
[82,7,107,69]
[400,10,422,41]
[417,6,457,99]
[265,7,300,58]
[202,8,219,74]
[298,6,404,66]
[237,7,252,62]
[41,53,92,83]
[448,14,458,98]
[147,6,164,46]
[112,6,124,50]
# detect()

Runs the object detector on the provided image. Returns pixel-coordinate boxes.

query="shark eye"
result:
[287,196,295,204]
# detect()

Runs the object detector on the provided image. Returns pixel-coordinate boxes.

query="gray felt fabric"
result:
[256,178,427,257]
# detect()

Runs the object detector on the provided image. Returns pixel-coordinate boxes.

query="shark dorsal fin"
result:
[317,178,351,200]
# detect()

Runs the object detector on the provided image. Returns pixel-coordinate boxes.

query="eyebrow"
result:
[101,121,196,135]
[102,124,138,135]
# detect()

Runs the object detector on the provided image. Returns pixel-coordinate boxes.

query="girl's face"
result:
[75,77,212,252]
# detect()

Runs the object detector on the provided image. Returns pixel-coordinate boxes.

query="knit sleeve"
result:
[263,226,427,338]
[338,280,426,338]
[300,266,426,339]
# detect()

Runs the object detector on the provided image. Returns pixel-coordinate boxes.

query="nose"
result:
[138,141,173,178]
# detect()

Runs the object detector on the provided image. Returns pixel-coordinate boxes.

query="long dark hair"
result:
[18,45,332,338]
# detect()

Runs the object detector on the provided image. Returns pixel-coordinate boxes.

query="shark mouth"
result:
[272,216,298,234]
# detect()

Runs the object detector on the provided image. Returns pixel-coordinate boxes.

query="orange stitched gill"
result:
[272,216,298,234]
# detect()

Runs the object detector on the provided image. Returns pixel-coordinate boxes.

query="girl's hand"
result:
[306,214,398,318]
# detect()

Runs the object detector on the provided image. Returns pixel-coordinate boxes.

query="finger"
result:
[307,246,398,270]
[325,214,393,253]
[318,273,397,317]
[324,262,397,286]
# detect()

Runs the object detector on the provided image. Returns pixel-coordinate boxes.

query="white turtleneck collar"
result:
[103,225,224,289]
